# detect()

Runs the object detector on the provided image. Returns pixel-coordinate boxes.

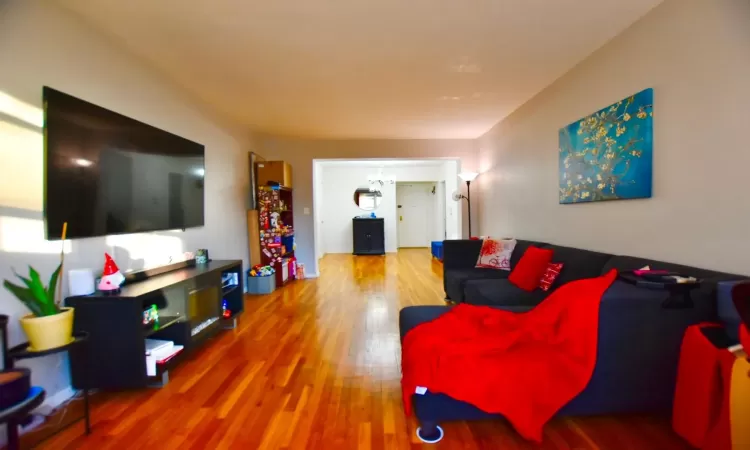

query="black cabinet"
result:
[66,260,243,389]
[352,218,385,255]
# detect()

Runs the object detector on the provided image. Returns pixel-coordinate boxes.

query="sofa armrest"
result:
[399,306,452,340]
[399,305,536,341]
[442,239,483,269]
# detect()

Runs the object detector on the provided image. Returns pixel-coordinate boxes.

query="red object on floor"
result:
[672,324,734,450]
[508,246,554,291]
[401,270,617,442]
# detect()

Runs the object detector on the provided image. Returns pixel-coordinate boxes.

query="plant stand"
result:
[7,332,91,445]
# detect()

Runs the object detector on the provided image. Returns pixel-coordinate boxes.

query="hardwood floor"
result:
[39,249,688,449]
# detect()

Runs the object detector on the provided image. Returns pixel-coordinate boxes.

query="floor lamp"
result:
[458,172,478,238]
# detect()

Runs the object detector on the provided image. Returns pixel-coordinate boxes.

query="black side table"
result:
[7,333,91,446]
[618,272,701,309]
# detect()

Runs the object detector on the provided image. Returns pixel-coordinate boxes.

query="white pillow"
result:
[476,238,517,270]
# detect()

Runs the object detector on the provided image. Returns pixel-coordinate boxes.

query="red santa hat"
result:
[103,253,120,275]
[99,253,125,291]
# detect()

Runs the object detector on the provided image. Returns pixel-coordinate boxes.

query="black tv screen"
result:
[44,87,205,240]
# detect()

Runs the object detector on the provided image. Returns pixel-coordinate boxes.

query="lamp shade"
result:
[458,172,479,182]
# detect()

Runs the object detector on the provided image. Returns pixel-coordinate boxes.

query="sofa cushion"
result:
[444,268,509,302]
[463,279,549,306]
[509,246,554,291]
[442,239,484,269]
[540,263,564,292]
[509,239,548,269]
[539,244,613,286]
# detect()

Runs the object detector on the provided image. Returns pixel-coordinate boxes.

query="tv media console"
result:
[66,260,243,389]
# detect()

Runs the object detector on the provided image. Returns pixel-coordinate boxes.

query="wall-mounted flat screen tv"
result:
[44,87,205,240]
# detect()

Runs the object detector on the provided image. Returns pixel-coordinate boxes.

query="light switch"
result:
[303,207,310,215]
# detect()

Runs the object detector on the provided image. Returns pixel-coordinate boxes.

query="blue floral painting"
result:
[559,88,653,204]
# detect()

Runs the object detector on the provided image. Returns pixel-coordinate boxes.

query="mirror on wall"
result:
[353,187,382,211]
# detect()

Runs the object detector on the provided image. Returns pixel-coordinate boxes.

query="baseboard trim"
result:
[305,272,320,278]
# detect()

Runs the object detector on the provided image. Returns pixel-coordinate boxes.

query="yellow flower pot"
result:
[19,307,74,351]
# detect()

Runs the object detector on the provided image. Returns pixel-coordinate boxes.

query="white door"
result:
[397,183,435,248]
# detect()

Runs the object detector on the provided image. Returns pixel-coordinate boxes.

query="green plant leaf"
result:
[27,266,55,315]
[12,268,34,291]
[3,280,44,316]
[46,264,62,308]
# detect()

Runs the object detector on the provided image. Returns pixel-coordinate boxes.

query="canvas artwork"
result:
[559,88,653,204]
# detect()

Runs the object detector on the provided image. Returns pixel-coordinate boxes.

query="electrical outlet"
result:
[303,207,310,215]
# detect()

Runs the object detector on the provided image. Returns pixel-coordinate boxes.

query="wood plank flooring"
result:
[39,249,689,449]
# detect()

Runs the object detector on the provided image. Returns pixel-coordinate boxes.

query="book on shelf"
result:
[144,338,173,356]
[146,345,184,376]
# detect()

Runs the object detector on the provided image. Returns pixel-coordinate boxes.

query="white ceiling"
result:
[56,0,662,139]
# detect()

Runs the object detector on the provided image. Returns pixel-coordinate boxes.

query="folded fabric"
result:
[672,324,734,450]
[401,270,617,442]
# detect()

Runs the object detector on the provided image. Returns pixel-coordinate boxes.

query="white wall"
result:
[313,162,325,261]
[435,181,447,241]
[443,160,462,240]
[0,0,252,411]
[254,136,477,275]
[319,162,454,254]
[477,0,750,275]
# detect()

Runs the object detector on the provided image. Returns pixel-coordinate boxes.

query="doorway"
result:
[396,182,436,248]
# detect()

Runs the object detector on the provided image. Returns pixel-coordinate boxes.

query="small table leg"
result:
[84,388,90,434]
[662,290,695,309]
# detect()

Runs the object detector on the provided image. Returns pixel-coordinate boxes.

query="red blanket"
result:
[401,270,617,442]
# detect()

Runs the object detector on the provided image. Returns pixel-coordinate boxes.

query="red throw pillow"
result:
[539,263,564,291]
[508,246,554,291]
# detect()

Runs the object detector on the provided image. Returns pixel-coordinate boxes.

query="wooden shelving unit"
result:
[258,185,296,287]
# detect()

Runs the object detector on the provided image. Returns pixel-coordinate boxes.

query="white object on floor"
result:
[415,386,427,395]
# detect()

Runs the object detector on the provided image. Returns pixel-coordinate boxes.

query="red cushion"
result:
[539,263,564,292]
[508,246,554,291]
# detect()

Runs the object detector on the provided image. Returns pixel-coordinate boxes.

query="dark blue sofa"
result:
[401,239,746,442]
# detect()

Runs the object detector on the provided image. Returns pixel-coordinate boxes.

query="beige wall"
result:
[253,136,478,274]
[476,0,750,274]
[0,0,252,405]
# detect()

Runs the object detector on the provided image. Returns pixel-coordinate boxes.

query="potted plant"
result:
[3,264,74,351]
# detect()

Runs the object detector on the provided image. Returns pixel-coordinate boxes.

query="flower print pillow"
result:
[475,238,517,270]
